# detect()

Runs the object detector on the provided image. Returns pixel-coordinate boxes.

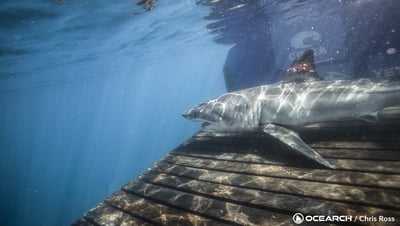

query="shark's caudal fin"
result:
[263,124,336,169]
[283,49,322,83]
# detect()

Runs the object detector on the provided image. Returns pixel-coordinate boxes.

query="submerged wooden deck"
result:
[73,124,400,226]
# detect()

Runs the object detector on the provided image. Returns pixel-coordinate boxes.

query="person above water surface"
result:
[137,0,400,90]
[282,49,321,83]
[137,0,156,11]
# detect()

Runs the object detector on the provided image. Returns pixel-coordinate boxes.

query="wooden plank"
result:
[192,130,400,147]
[183,137,400,154]
[174,150,400,174]
[106,190,230,226]
[183,140,400,158]
[179,140,400,161]
[179,139,400,169]
[332,159,400,174]
[177,146,400,164]
[145,171,399,226]
[156,161,400,210]
[123,180,299,226]
[192,130,400,144]
[83,202,154,226]
[71,218,97,226]
[175,144,315,168]
[173,152,287,166]
[311,141,400,150]
[167,154,400,189]
[315,148,400,161]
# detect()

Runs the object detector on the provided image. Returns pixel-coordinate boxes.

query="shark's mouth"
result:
[182,108,220,123]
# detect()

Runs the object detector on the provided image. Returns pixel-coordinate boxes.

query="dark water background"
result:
[0,0,399,226]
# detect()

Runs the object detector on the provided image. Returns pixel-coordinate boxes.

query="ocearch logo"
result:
[293,213,304,224]
[292,213,355,224]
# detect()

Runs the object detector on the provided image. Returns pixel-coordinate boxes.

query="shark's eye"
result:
[213,104,225,117]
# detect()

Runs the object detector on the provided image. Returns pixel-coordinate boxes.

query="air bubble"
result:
[386,48,397,55]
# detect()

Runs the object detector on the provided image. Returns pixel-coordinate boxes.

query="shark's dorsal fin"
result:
[263,123,335,169]
[283,49,321,83]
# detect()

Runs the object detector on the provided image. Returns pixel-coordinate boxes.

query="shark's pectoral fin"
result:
[263,124,336,169]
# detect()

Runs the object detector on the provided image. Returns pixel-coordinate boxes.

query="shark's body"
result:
[183,52,400,168]
[211,79,400,128]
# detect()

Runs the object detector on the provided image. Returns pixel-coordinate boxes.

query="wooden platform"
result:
[73,125,400,226]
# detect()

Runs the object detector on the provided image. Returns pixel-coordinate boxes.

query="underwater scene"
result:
[1,0,400,226]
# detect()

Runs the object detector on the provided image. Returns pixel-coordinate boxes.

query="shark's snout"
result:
[182,111,190,119]
[182,108,197,120]
[183,101,226,123]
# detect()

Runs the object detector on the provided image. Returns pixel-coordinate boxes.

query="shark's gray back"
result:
[233,79,400,128]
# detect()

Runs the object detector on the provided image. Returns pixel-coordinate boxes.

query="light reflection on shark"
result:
[182,50,400,169]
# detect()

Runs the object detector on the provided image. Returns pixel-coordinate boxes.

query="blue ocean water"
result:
[1,0,399,225]
[0,1,228,225]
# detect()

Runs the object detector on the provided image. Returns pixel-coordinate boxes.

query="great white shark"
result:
[182,50,400,169]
